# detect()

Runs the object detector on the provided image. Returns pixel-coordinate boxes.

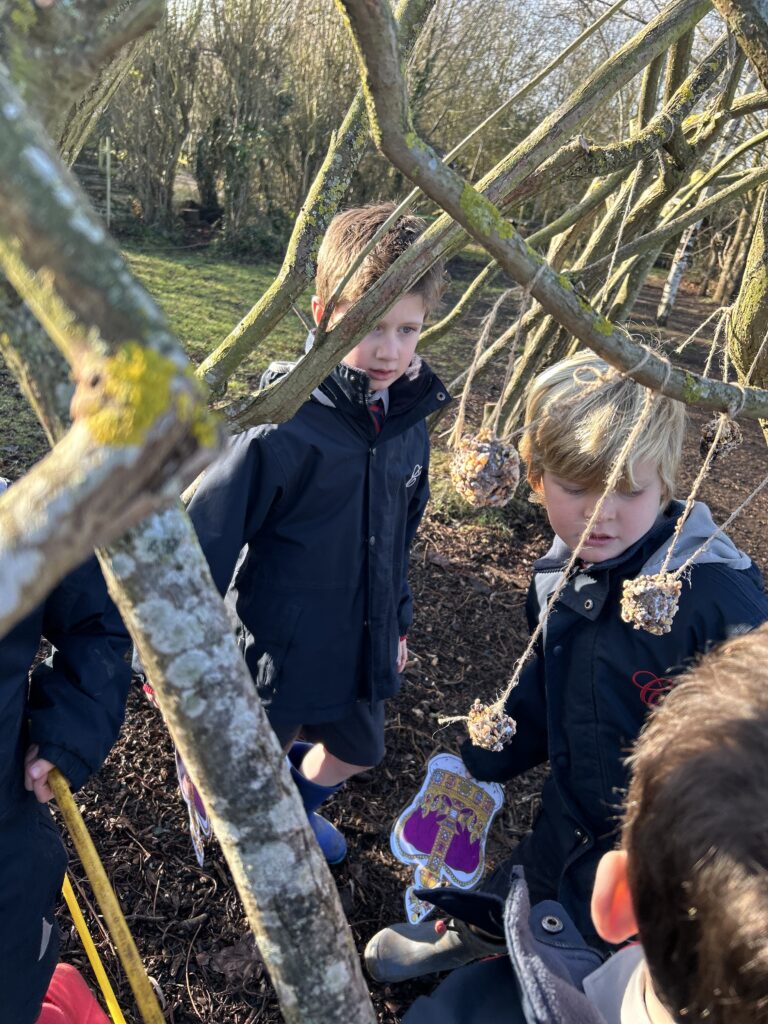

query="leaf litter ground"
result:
[5,277,767,1024]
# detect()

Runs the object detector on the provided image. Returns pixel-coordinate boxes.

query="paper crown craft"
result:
[390,752,504,924]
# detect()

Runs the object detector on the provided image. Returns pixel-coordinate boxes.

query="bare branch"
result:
[501,37,729,209]
[578,163,768,285]
[335,0,768,425]
[226,0,713,428]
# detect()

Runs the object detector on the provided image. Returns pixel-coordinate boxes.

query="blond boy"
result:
[386,628,768,1024]
[366,350,768,978]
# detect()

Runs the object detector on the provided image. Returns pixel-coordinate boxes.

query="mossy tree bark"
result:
[727,185,768,443]
[713,0,768,91]
[0,8,379,1020]
[0,65,221,634]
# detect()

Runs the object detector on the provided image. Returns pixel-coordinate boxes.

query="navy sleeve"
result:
[28,558,131,791]
[186,426,287,597]
[398,432,431,636]
[684,561,768,653]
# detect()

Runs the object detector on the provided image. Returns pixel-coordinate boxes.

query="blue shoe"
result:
[288,743,347,865]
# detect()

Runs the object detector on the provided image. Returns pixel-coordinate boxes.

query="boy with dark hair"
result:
[392,624,768,1024]
[590,622,768,1023]
[0,477,131,1024]
[366,350,768,977]
[187,202,449,863]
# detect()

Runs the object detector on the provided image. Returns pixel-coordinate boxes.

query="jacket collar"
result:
[314,359,452,437]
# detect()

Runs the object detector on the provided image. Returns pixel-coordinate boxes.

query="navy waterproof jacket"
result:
[403,869,620,1024]
[187,360,450,722]
[460,501,768,941]
[0,544,131,821]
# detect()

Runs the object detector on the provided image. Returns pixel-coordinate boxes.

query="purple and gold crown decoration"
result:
[390,753,504,924]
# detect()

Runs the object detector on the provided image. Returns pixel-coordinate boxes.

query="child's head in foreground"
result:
[591,626,768,1023]
[520,350,686,562]
[313,203,445,391]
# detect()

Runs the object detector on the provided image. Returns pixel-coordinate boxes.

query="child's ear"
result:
[528,473,546,506]
[591,850,638,944]
[311,296,324,327]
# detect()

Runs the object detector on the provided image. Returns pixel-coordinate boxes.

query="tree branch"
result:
[0,64,220,636]
[335,0,768,427]
[194,0,435,397]
[578,162,768,286]
[501,37,728,209]
[226,0,713,428]
[712,0,768,91]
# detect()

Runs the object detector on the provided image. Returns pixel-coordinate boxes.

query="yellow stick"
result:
[61,873,127,1024]
[50,769,165,1024]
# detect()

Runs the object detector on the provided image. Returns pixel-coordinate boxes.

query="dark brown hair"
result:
[622,625,768,1023]
[315,202,445,312]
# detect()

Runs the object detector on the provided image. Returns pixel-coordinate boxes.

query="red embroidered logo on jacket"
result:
[632,670,674,707]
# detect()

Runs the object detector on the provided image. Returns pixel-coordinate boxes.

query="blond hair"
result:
[520,350,685,501]
[315,202,445,312]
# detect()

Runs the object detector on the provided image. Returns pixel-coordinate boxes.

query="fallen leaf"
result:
[211,935,263,985]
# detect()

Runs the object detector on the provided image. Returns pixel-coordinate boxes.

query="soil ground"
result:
[5,273,768,1023]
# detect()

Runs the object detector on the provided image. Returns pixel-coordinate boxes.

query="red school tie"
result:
[369,397,386,434]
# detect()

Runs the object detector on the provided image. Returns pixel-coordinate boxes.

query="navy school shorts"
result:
[269,699,386,767]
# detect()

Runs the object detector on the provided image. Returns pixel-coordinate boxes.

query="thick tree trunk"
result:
[727,186,768,426]
[713,0,768,91]
[713,198,759,303]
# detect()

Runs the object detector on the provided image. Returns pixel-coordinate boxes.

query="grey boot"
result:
[364,917,505,983]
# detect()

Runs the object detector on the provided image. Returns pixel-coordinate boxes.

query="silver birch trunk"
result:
[656,224,699,326]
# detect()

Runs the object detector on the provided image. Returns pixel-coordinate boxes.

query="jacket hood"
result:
[535,500,751,577]
[641,500,751,574]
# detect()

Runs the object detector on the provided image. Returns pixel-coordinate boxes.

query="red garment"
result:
[368,397,386,433]
[37,964,109,1024]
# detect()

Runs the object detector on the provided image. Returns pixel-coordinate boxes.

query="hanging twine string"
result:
[656,335,742,576]
[658,327,764,582]
[657,412,729,576]
[448,287,515,449]
[596,165,641,312]
[671,470,768,580]
[673,304,729,356]
[703,307,730,379]
[489,264,547,440]
[449,265,548,449]
[439,354,672,729]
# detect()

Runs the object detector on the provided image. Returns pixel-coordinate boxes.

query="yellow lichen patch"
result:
[459,185,514,241]
[78,342,217,449]
[593,313,614,335]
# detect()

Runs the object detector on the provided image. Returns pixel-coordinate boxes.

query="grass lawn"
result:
[0,237,500,480]
[122,240,310,404]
